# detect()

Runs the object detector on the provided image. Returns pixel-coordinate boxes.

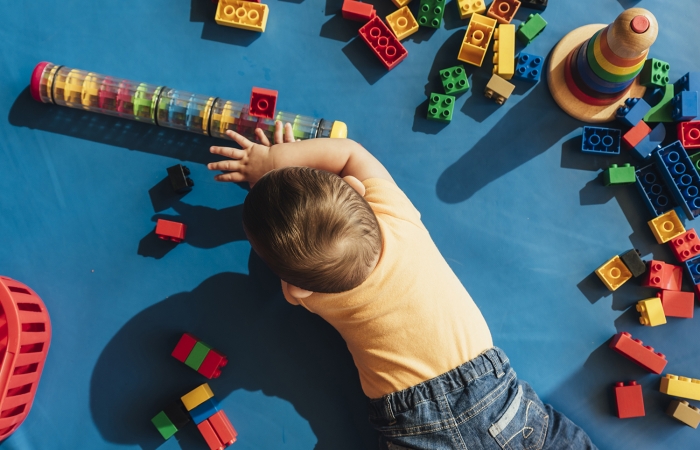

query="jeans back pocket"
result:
[488,385,549,450]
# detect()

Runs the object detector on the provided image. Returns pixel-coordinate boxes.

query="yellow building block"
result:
[458,14,497,67]
[493,24,515,80]
[667,400,700,428]
[391,0,412,7]
[216,0,269,32]
[386,6,418,41]
[81,73,100,108]
[456,0,486,19]
[181,383,215,411]
[635,297,667,327]
[64,69,84,105]
[595,255,632,291]
[648,209,685,244]
[660,375,700,401]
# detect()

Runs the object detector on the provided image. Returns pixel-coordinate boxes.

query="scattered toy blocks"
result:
[456,0,486,19]
[215,0,269,32]
[358,16,408,70]
[484,74,515,105]
[492,25,515,80]
[644,84,674,123]
[341,0,376,22]
[648,209,686,244]
[660,374,700,401]
[632,122,666,160]
[249,87,277,119]
[458,13,497,67]
[643,260,682,291]
[672,91,698,122]
[517,13,546,45]
[622,120,651,149]
[155,219,187,243]
[636,297,667,327]
[581,126,621,154]
[614,382,645,419]
[669,229,700,263]
[667,400,700,428]
[658,290,694,318]
[603,163,635,186]
[520,0,546,10]
[513,53,543,82]
[386,6,418,41]
[172,333,228,379]
[167,164,194,193]
[635,164,676,217]
[427,93,455,122]
[620,249,646,278]
[640,58,670,89]
[653,141,700,219]
[189,398,221,425]
[439,65,469,95]
[674,72,700,94]
[678,121,700,149]
[417,0,446,29]
[609,331,668,374]
[616,98,652,127]
[486,0,520,24]
[595,255,632,291]
[181,384,215,411]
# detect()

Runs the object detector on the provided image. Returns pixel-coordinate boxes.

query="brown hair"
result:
[242,167,382,293]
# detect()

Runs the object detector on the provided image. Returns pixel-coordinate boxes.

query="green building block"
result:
[152,411,178,440]
[184,341,211,370]
[427,93,455,122]
[644,84,674,123]
[517,13,547,44]
[603,163,636,186]
[640,58,670,88]
[689,152,700,172]
[417,0,445,29]
[440,65,470,96]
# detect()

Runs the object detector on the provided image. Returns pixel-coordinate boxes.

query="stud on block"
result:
[642,260,682,291]
[660,374,700,401]
[657,290,694,318]
[674,72,700,94]
[417,0,446,29]
[456,0,486,19]
[185,341,212,371]
[486,0,520,24]
[386,6,418,41]
[484,74,515,105]
[609,331,668,374]
[603,163,635,186]
[427,93,455,122]
[634,164,676,217]
[620,249,646,278]
[669,229,700,263]
[614,381,645,419]
[678,121,700,149]
[439,65,469,95]
[667,400,700,428]
[648,209,686,244]
[671,91,699,122]
[358,16,408,70]
[636,297,667,327]
[215,0,269,32]
[249,87,277,119]
[581,127,621,154]
[513,53,543,82]
[616,98,651,127]
[595,255,632,291]
[155,219,187,243]
[517,13,546,45]
[640,58,670,89]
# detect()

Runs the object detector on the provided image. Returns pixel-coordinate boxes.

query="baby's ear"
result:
[342,175,366,197]
[287,284,314,299]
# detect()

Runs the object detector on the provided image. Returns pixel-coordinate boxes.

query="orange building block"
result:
[486,0,520,24]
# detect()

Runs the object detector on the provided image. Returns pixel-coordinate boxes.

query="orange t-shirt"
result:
[282,178,493,399]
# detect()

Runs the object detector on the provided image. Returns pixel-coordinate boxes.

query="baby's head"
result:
[242,167,382,294]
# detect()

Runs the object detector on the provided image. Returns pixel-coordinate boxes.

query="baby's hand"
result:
[208,121,295,186]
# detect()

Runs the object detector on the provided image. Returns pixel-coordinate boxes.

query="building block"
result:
[660,374,700,401]
[152,411,178,440]
[167,164,194,194]
[609,331,668,374]
[678,121,700,149]
[620,249,646,278]
[391,0,412,7]
[486,0,520,24]
[636,297,667,327]
[653,141,700,219]
[427,93,455,122]
[648,209,686,244]
[185,341,212,371]
[198,348,228,379]
[189,398,220,425]
[667,400,700,428]
[197,419,226,450]
[640,59,670,89]
[456,0,486,19]
[595,255,632,291]
[358,17,408,70]
[644,84,674,123]
[386,6,418,41]
[634,164,676,217]
[417,0,446,29]
[614,381,645,419]
[484,74,515,106]
[684,254,700,286]
[692,152,700,173]
[622,120,651,149]
[172,333,198,362]
[513,53,543,82]
[658,290,694,318]
[155,219,187,243]
[517,13,547,45]
[458,13,497,67]
[581,126,621,154]
[492,25,515,80]
[643,260,682,291]
[603,163,635,186]
[520,0,546,10]
[439,65,469,96]
[181,384,215,411]
[672,91,699,122]
[669,229,700,263]
[215,0,268,32]
[341,0,375,22]
[209,410,238,445]
[616,98,652,127]
[631,122,665,160]
[674,72,700,94]
[249,87,277,119]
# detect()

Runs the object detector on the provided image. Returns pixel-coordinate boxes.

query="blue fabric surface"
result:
[1,0,699,449]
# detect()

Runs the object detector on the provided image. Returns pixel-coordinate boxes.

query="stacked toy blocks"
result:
[492,25,515,80]
[609,331,667,374]
[386,6,418,40]
[517,13,546,44]
[184,384,238,449]
[484,74,515,105]
[417,0,446,29]
[513,53,543,82]
[249,87,278,119]
[486,0,520,24]
[581,127,621,154]
[342,0,376,22]
[156,219,187,243]
[668,229,700,263]
[172,333,228,379]
[358,16,408,70]
[152,402,191,440]
[667,400,700,428]
[603,164,635,186]
[458,13,496,67]
[215,0,269,32]
[614,382,645,419]
[167,164,194,193]
[660,375,700,401]
[456,0,486,19]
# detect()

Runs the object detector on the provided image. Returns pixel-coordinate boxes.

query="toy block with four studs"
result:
[427,93,455,122]
[513,53,543,82]
[439,65,469,95]
[417,0,446,29]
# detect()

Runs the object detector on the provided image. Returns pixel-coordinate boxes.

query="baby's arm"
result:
[207,121,393,186]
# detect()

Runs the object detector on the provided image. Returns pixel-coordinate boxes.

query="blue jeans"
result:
[368,347,598,450]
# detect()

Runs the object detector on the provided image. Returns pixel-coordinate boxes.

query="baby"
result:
[208,122,598,450]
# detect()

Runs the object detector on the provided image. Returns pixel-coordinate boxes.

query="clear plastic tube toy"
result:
[30,62,347,142]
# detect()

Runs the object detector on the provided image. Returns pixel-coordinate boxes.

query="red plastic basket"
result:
[0,277,51,440]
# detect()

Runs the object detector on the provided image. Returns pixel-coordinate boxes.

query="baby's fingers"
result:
[209,145,245,160]
[225,129,254,148]
[207,160,242,172]
[214,172,246,183]
[273,121,284,145]
[255,128,271,147]
[283,123,295,143]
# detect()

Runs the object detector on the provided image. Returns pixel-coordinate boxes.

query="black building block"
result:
[620,249,646,278]
[167,164,194,193]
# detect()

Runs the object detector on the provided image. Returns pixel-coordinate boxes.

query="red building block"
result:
[209,410,238,446]
[487,0,521,24]
[155,219,187,243]
[197,419,226,450]
[642,260,682,291]
[249,87,278,120]
[669,229,700,263]
[678,121,700,149]
[609,331,668,374]
[198,349,228,379]
[614,381,645,419]
[622,120,652,148]
[358,16,408,71]
[172,333,198,362]
[341,0,376,22]
[658,290,694,318]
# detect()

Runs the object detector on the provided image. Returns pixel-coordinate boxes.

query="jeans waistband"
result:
[368,347,510,422]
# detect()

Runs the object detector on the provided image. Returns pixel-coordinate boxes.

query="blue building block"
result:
[674,72,700,94]
[581,126,621,154]
[635,164,677,217]
[631,122,666,160]
[671,91,699,122]
[652,141,700,219]
[513,53,544,82]
[616,98,651,127]
[188,397,220,425]
[685,254,700,286]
